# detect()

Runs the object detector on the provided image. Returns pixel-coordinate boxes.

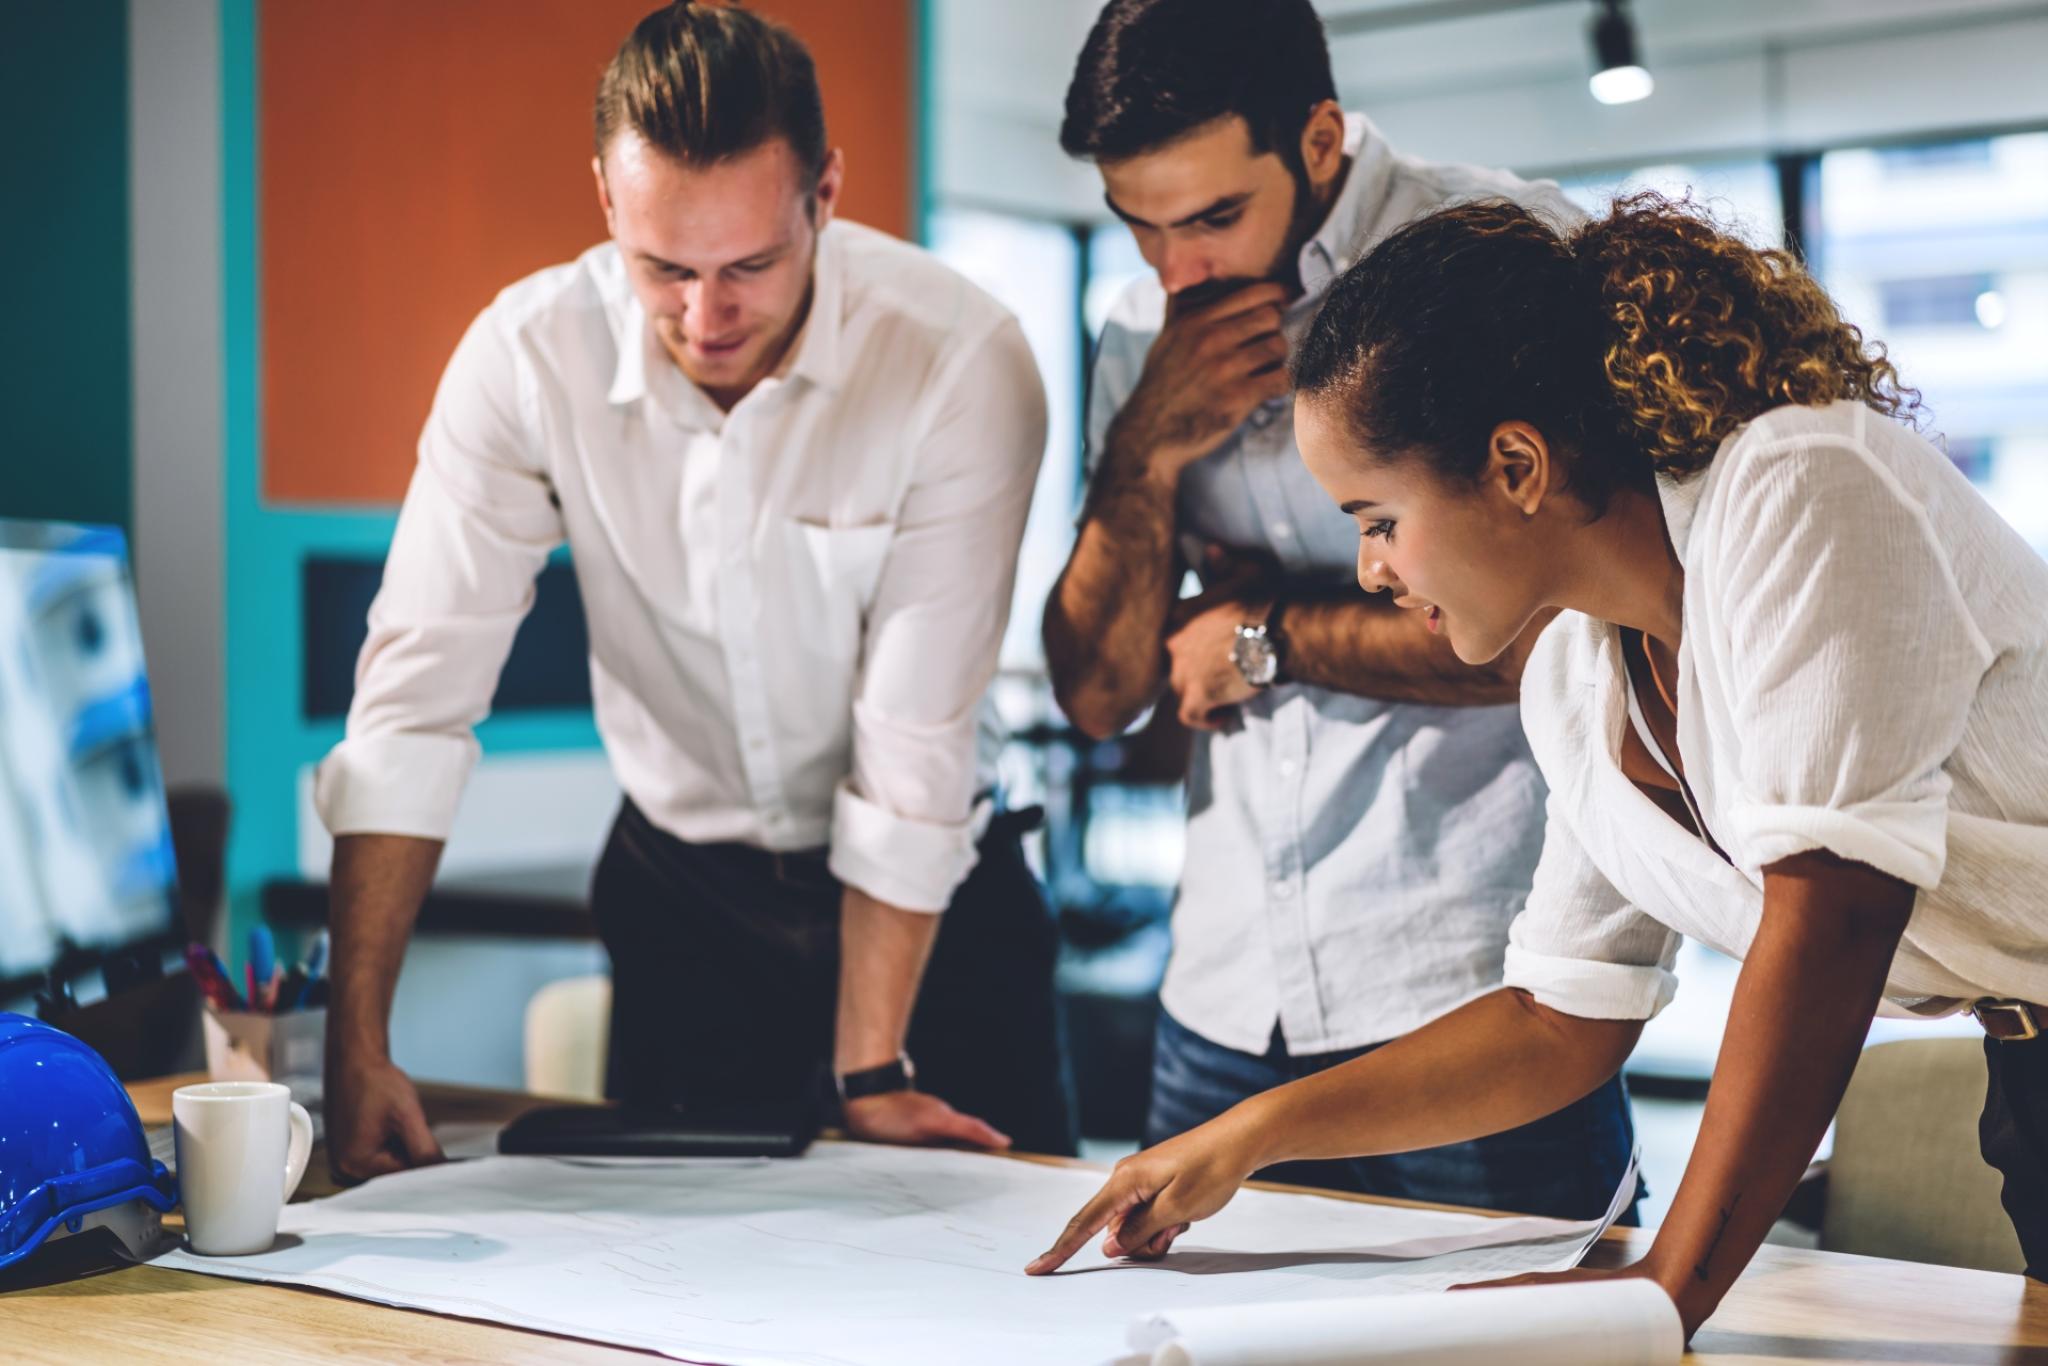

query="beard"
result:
[1165,161,1337,318]
[1261,157,1333,294]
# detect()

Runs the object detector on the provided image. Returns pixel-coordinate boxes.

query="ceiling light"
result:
[1589,0,1654,105]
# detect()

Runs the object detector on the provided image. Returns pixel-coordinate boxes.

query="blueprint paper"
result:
[157,1141,1633,1366]
[1129,1278,1681,1366]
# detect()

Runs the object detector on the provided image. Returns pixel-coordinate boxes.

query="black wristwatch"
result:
[836,1053,917,1103]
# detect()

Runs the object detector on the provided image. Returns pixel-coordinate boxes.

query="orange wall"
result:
[261,0,913,504]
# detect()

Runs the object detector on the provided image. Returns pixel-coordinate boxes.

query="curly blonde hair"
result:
[1293,191,1920,508]
[1577,191,1919,477]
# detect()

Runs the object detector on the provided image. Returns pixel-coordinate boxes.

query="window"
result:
[1814,131,2048,556]
[1877,140,1995,176]
[1084,225,1149,344]
[1943,436,1998,484]
[925,209,1083,682]
[1877,273,1999,329]
[1555,159,1784,249]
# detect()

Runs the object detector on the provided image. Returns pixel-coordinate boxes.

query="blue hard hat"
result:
[0,1012,177,1272]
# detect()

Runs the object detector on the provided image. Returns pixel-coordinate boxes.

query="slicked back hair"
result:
[594,2,828,188]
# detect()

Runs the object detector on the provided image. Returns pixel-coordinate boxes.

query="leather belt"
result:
[1972,999,2048,1042]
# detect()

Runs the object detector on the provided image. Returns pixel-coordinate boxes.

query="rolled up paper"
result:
[1130,1278,1683,1366]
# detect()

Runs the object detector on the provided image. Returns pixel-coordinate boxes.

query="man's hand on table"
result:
[327,1051,445,1183]
[843,1089,1012,1150]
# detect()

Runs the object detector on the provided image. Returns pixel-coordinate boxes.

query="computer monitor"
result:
[0,520,185,1014]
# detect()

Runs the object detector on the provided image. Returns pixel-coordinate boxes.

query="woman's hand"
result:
[1025,1108,1268,1274]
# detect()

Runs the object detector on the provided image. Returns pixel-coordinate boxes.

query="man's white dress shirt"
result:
[316,221,1048,912]
[1086,114,1583,1054]
[1506,400,2048,1018]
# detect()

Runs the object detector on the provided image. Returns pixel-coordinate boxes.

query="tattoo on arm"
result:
[1694,1196,1739,1283]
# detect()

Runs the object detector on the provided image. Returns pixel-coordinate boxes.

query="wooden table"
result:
[2,1074,2044,1364]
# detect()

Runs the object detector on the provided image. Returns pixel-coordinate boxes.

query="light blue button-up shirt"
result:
[1085,115,1581,1053]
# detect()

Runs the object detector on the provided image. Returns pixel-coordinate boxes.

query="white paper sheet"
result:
[158,1141,1635,1366]
[1129,1279,1683,1366]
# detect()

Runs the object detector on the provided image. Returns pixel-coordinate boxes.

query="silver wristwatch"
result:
[1232,618,1281,689]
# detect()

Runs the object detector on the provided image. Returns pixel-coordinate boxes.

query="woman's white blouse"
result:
[1504,400,2048,1020]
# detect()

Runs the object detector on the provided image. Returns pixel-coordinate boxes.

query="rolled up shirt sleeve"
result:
[1502,795,1683,1020]
[826,316,1048,911]
[1709,435,1994,890]
[313,304,563,841]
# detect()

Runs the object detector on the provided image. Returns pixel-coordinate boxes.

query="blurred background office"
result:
[2,0,2044,1235]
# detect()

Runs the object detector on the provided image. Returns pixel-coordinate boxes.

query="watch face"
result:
[1232,631,1278,687]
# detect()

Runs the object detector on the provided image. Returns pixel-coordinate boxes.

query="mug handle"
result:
[282,1101,314,1201]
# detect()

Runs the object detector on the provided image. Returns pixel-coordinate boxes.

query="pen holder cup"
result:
[201,1006,326,1114]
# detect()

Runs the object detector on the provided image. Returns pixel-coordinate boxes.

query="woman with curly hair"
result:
[1027,192,2048,1333]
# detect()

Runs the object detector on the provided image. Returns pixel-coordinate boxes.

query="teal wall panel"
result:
[0,2,132,531]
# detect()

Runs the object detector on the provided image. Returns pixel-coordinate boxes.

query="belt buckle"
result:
[1975,999,2041,1041]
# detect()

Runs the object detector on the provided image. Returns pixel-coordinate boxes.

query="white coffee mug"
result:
[172,1080,314,1256]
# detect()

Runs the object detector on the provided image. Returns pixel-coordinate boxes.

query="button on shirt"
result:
[315,222,1048,912]
[1085,115,1583,1053]
[1506,401,2048,1020]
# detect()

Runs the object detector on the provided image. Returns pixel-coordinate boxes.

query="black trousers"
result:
[1981,1034,2048,1279]
[589,799,1078,1156]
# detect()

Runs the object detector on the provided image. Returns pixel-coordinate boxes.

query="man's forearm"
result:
[1637,853,1911,1332]
[327,833,443,1061]
[1275,593,1540,705]
[1044,423,1184,738]
[834,885,945,1074]
[1242,988,1642,1169]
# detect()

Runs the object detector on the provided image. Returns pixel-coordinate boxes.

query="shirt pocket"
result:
[784,517,896,660]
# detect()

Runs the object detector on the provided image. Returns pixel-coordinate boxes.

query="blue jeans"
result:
[1146,1010,1643,1224]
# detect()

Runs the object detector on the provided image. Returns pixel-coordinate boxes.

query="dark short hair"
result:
[594,2,828,187]
[1060,0,1337,166]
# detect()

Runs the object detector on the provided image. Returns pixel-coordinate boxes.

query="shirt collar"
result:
[1655,471,1705,563]
[1295,111,1396,303]
[605,223,845,411]
[1654,424,1747,562]
[607,283,651,406]
[781,221,844,392]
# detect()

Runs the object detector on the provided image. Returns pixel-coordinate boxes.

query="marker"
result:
[292,930,330,1011]
[183,943,244,1012]
[249,926,277,1013]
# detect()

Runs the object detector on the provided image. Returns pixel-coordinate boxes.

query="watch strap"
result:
[836,1053,917,1102]
[1265,597,1289,684]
